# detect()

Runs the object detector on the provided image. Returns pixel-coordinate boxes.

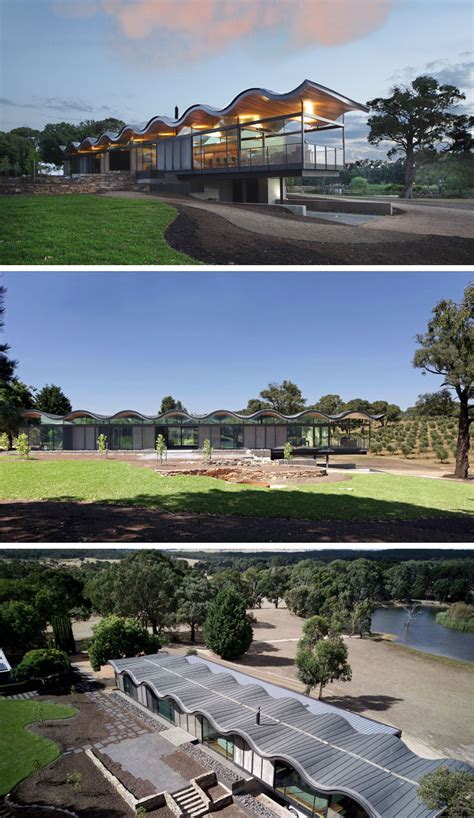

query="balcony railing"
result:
[304,145,344,171]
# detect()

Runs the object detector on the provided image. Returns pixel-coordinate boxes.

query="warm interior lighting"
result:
[303,100,315,115]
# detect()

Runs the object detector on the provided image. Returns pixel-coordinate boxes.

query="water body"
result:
[371,606,474,662]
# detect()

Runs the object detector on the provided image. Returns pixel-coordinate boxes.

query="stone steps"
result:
[173,786,208,817]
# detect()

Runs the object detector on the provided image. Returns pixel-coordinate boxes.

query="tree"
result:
[413,389,456,417]
[156,433,167,464]
[418,767,474,818]
[350,599,374,638]
[38,118,126,165]
[295,636,352,699]
[385,403,402,423]
[0,378,35,449]
[0,131,37,176]
[202,438,213,463]
[313,395,343,415]
[34,567,87,654]
[258,380,306,414]
[0,285,17,387]
[34,384,72,415]
[160,396,187,413]
[413,283,473,479]
[176,573,212,642]
[203,587,252,660]
[300,616,329,648]
[85,551,181,634]
[367,75,473,199]
[88,615,160,671]
[12,648,70,686]
[0,600,46,653]
[258,566,290,608]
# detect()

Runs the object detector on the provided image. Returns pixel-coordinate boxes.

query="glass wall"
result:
[240,116,302,167]
[135,145,157,172]
[123,674,139,701]
[219,425,244,449]
[145,688,176,723]
[202,717,235,760]
[109,149,130,171]
[274,763,368,818]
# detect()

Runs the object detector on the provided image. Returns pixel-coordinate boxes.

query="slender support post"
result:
[342,114,345,169]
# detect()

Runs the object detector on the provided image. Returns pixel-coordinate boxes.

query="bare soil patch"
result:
[14,751,134,817]
[1,499,472,542]
[156,460,335,487]
[165,205,474,264]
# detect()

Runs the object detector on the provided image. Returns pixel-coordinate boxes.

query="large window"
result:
[220,425,244,449]
[202,718,235,760]
[123,674,139,701]
[109,149,130,171]
[136,145,157,172]
[110,427,133,450]
[192,128,239,171]
[145,688,176,723]
[288,425,314,447]
[274,763,328,818]
[240,116,302,167]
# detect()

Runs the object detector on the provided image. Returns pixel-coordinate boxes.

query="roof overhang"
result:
[65,79,368,155]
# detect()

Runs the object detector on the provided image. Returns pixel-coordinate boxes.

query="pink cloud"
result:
[55,0,393,64]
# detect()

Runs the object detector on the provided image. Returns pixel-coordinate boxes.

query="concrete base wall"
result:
[287,195,393,215]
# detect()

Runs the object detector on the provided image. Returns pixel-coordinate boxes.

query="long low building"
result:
[62,79,368,204]
[109,653,469,818]
[20,408,382,455]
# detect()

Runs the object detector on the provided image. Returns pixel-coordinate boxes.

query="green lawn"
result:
[0,699,76,795]
[0,195,196,264]
[1,459,472,521]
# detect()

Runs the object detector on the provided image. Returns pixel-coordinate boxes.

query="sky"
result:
[3,271,471,413]
[1,0,472,160]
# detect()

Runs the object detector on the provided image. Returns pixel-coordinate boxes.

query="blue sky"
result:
[1,0,472,160]
[3,271,471,413]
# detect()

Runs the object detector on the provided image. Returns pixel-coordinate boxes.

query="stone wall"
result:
[0,173,141,196]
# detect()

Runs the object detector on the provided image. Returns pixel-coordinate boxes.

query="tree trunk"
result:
[151,621,158,635]
[318,681,324,700]
[190,621,195,643]
[7,431,13,450]
[402,148,416,199]
[274,599,279,609]
[455,393,470,479]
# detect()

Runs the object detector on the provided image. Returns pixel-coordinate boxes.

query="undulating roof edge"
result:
[109,654,470,818]
[64,79,369,154]
[21,408,384,422]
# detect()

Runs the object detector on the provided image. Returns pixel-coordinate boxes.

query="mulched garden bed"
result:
[165,205,474,264]
[13,752,134,818]
[1,500,472,542]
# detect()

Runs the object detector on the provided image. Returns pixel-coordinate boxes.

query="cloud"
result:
[389,56,473,92]
[0,97,115,113]
[54,0,393,66]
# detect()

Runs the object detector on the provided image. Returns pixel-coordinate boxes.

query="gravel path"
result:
[105,191,413,245]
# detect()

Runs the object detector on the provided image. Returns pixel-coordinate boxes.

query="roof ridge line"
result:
[141,657,420,788]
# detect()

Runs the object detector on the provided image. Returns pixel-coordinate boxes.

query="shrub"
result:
[401,442,413,458]
[88,615,160,671]
[202,438,213,463]
[16,433,30,459]
[186,648,198,656]
[0,432,9,450]
[97,433,108,456]
[283,441,293,462]
[370,442,383,455]
[12,648,71,686]
[155,434,167,465]
[434,445,449,463]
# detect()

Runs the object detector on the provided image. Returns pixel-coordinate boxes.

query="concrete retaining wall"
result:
[286,195,393,216]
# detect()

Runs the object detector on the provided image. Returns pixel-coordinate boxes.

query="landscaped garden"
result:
[369,416,466,464]
[1,458,472,521]
[0,195,196,264]
[0,699,76,796]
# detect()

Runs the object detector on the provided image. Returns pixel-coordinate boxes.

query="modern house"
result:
[110,653,469,818]
[62,80,368,203]
[19,408,382,457]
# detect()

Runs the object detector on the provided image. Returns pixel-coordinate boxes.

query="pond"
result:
[371,605,474,662]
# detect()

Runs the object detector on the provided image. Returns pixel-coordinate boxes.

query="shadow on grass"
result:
[323,693,404,714]
[0,488,472,543]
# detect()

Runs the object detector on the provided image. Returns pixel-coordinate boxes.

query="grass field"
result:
[1,459,471,521]
[0,699,76,795]
[0,195,196,264]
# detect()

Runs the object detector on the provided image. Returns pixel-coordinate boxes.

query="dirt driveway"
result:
[167,603,474,764]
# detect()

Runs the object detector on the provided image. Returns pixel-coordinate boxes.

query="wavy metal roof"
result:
[66,79,368,154]
[109,654,469,818]
[21,408,383,423]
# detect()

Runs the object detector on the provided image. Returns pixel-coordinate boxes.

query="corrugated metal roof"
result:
[109,653,470,818]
